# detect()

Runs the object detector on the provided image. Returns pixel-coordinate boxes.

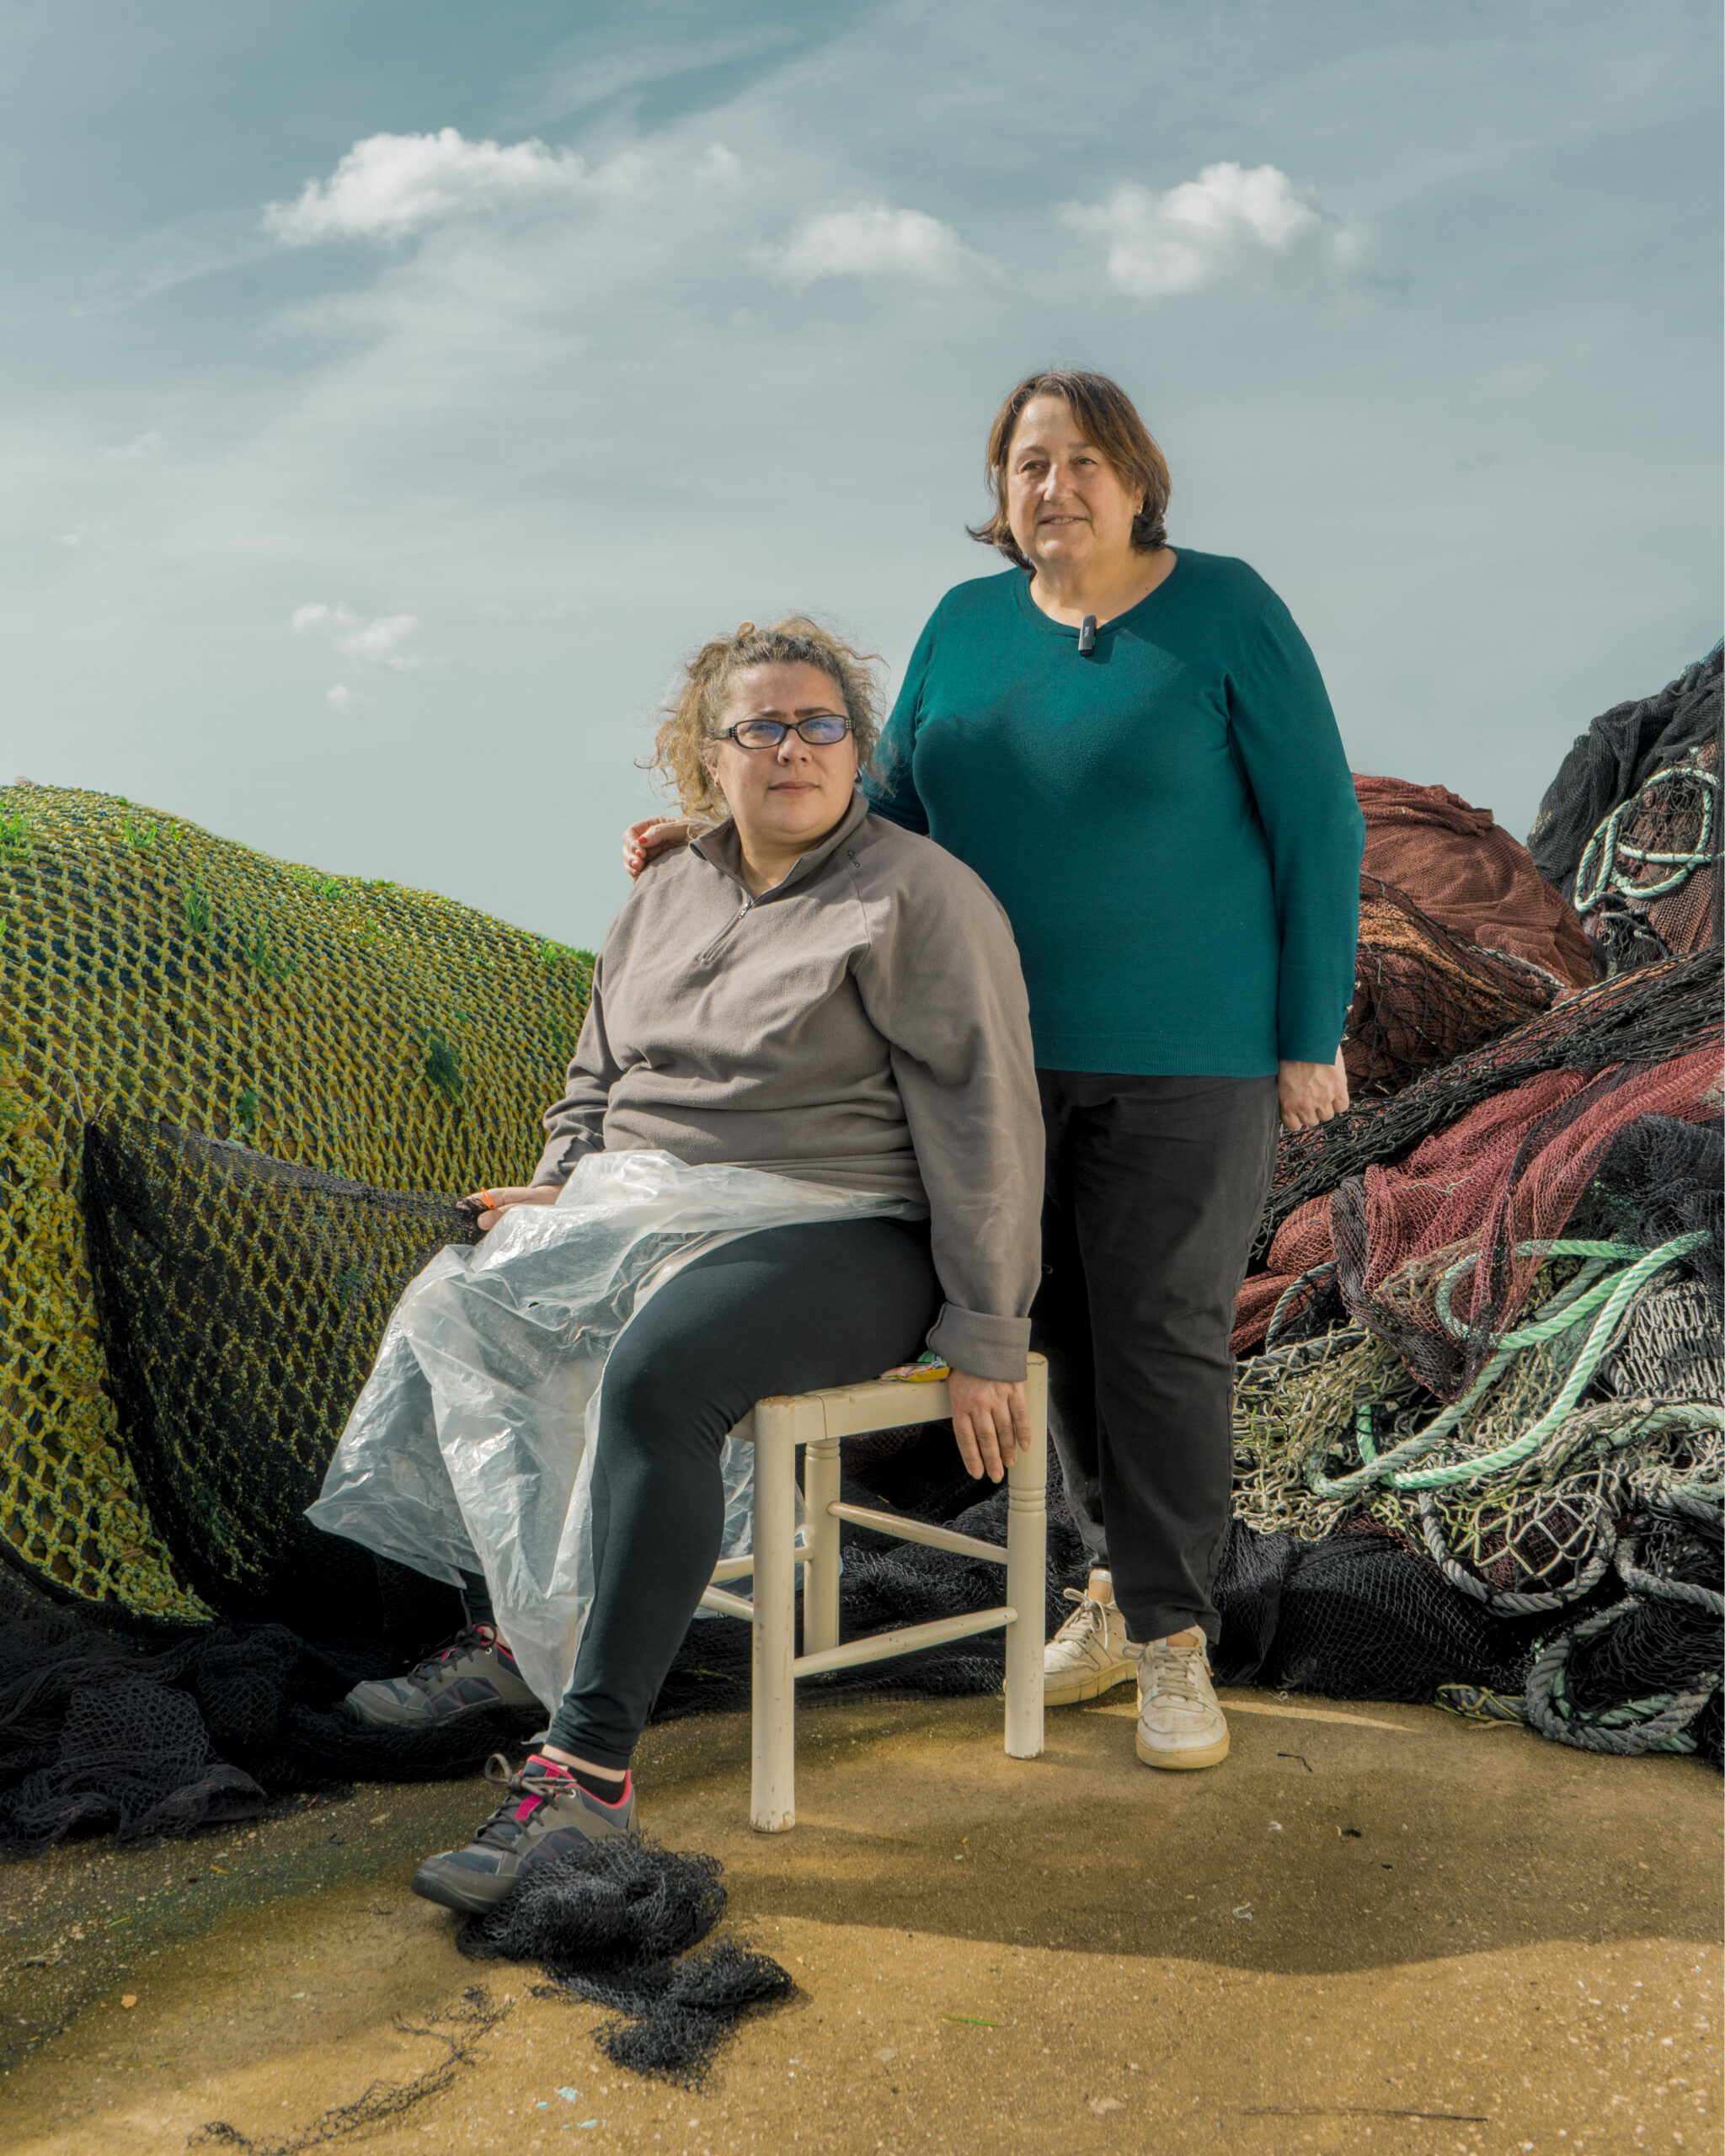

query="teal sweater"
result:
[864,552,1365,1075]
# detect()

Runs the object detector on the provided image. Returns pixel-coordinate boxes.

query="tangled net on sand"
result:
[457,1839,793,2086]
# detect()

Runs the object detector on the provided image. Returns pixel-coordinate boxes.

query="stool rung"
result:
[709,1537,811,1584]
[791,1604,1016,1679]
[699,1585,756,1621]
[824,1501,1008,1566]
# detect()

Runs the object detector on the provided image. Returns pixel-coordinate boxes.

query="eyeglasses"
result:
[710,714,854,750]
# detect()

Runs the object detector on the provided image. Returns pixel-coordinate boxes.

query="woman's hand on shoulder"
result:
[622,818,697,880]
[1277,1050,1349,1134]
[948,1369,1031,1483]
[465,1184,559,1232]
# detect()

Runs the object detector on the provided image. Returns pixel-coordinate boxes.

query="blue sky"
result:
[7,0,1719,945]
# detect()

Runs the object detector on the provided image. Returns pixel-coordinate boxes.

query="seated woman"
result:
[347,617,1042,1916]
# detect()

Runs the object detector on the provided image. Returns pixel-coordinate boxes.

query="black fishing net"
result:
[0,1062,1710,1915]
[1528,643,1722,899]
[1208,1517,1543,1700]
[1594,1114,1724,1318]
[1527,1495,1724,1768]
[1256,947,1721,1260]
[0,1403,1567,1861]
[455,1838,793,2085]
[79,1114,481,1631]
[0,1556,544,1858]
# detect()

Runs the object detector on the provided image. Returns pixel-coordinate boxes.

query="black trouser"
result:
[544,1216,942,1769]
[1031,1072,1279,1648]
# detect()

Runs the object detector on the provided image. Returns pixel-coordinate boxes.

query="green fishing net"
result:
[0,782,591,1615]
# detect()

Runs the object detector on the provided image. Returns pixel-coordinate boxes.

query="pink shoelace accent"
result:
[512,1757,631,1819]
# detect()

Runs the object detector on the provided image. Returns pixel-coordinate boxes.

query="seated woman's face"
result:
[708,661,861,848]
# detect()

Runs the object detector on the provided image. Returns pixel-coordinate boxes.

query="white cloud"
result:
[750,199,996,289]
[325,682,371,711]
[1062,162,1359,299]
[694,142,742,192]
[293,601,424,668]
[262,127,633,245]
[108,430,163,461]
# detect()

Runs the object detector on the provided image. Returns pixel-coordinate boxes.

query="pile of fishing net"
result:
[1230,646,1722,1763]
[1343,776,1597,1098]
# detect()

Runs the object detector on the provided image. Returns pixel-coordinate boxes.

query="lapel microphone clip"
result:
[1077,615,1097,655]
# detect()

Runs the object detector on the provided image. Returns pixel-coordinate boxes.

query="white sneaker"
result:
[1135,1630,1230,1769]
[1043,1570,1139,1705]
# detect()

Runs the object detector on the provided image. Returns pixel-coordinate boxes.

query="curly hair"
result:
[969,367,1172,568]
[650,616,885,819]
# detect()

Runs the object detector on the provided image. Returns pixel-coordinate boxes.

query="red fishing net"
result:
[1338,777,1599,1101]
[1235,1046,1722,1390]
[1356,775,1598,985]
[1260,951,1720,1262]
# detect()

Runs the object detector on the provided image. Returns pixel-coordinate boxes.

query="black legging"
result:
[540,1215,941,1769]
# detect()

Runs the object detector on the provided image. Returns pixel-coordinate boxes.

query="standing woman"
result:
[627,371,1364,1774]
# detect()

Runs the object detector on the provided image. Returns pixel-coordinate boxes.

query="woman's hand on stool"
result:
[465,1184,560,1232]
[948,1371,1031,1482]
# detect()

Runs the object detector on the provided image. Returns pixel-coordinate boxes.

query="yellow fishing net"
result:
[0,782,592,1616]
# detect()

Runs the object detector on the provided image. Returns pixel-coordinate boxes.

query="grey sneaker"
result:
[411,1753,636,1916]
[1135,1630,1230,1770]
[1043,1570,1140,1705]
[344,1627,542,1729]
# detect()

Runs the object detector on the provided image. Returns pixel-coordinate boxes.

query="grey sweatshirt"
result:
[531,792,1043,1380]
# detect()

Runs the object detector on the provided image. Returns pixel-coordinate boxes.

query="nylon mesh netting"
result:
[1332,1048,1720,1397]
[455,1839,794,2086]
[1257,948,1721,1263]
[1528,643,1722,895]
[1343,875,1559,1100]
[81,1115,483,1625]
[0,782,592,1614]
[1573,738,1721,973]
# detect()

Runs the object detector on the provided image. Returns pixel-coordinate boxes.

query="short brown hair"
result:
[969,368,1172,568]
[650,616,884,819]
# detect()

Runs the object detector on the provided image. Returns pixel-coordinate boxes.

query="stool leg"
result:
[750,1401,798,1832]
[802,1433,841,1658]
[1004,1355,1048,1760]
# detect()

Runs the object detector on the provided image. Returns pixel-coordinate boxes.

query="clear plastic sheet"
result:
[307,1150,921,1714]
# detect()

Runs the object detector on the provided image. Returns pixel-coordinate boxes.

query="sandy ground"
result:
[0,1686,1718,2156]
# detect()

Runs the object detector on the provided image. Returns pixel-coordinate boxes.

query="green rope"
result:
[1307,1232,1712,1500]
[1516,1400,1725,1490]
[1573,755,1718,910]
[1433,1244,1622,1345]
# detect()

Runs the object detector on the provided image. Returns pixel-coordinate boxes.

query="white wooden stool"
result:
[700,1353,1047,1831]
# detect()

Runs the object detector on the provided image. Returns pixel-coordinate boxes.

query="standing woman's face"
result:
[1004,395,1146,579]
